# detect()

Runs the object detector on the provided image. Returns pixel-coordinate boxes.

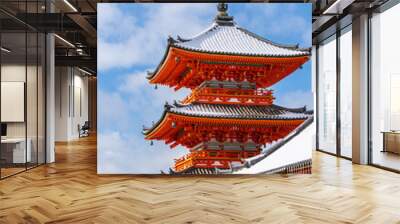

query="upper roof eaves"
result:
[169,23,310,57]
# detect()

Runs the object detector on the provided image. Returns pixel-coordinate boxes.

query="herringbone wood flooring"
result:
[1,135,400,224]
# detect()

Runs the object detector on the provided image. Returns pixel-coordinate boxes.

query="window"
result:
[317,35,337,154]
[370,3,400,171]
[339,26,352,158]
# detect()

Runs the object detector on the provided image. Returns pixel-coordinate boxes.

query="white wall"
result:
[55,67,89,141]
[72,72,89,138]
[1,63,46,164]
[1,65,26,133]
[1,65,39,138]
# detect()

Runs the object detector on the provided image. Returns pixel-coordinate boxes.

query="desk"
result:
[382,131,400,154]
[1,138,31,163]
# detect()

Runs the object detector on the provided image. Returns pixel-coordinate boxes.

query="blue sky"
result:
[97,3,312,174]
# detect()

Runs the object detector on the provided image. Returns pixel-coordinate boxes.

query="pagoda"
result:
[143,3,312,174]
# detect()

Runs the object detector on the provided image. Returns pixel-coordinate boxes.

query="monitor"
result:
[1,123,7,137]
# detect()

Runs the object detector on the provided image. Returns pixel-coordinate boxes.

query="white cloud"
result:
[98,68,192,173]
[98,4,311,70]
[117,70,190,120]
[98,131,187,174]
[98,90,133,132]
[98,4,214,71]
[118,70,149,94]
[97,4,137,42]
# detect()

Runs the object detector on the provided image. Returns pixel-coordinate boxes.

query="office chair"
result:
[79,121,90,138]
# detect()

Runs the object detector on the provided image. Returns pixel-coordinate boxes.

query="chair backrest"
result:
[82,121,90,129]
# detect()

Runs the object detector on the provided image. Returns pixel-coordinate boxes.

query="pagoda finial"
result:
[215,3,234,26]
[217,3,228,16]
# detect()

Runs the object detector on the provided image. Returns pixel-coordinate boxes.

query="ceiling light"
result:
[63,0,78,12]
[78,67,93,76]
[54,34,75,48]
[323,0,355,15]
[76,48,86,56]
[1,47,11,53]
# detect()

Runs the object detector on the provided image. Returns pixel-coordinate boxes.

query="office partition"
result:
[0,1,47,179]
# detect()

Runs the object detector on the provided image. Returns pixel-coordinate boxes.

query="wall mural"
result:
[98,3,313,175]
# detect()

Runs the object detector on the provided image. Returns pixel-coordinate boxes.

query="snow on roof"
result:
[172,23,310,57]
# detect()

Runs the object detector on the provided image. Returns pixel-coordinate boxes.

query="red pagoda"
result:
[143,3,311,174]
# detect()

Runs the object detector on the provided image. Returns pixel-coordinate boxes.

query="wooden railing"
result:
[174,150,260,172]
[181,87,274,105]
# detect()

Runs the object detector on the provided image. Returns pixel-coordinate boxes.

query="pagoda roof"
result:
[170,23,310,58]
[143,102,312,136]
[168,102,310,120]
[146,3,311,88]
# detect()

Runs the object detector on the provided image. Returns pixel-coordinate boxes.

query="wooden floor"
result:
[1,135,400,224]
[1,167,26,178]
[372,150,400,171]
